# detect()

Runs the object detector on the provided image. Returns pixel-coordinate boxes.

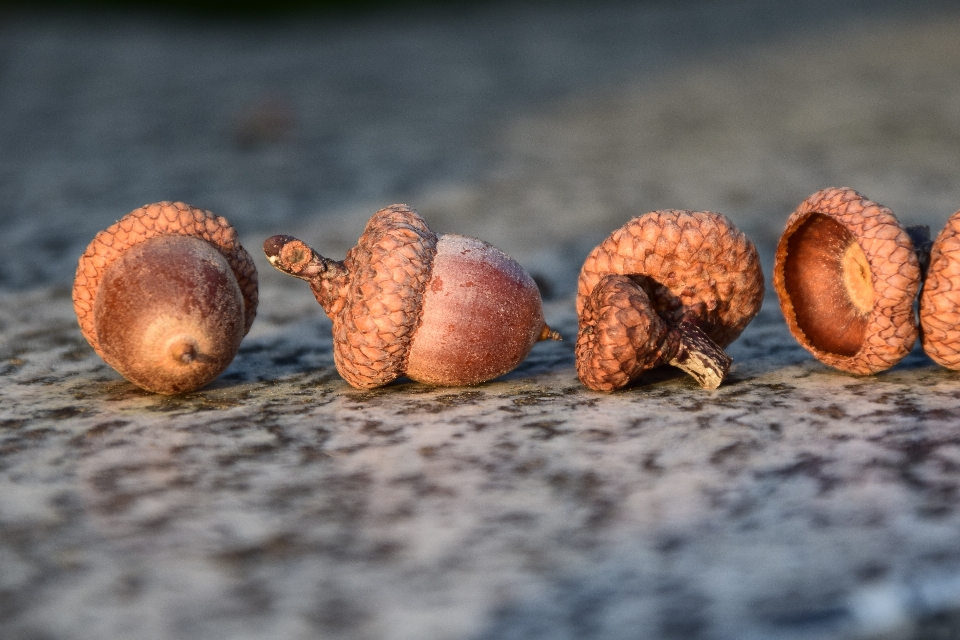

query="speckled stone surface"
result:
[4,1,960,639]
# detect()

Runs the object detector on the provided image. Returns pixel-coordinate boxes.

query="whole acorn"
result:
[773,187,921,375]
[73,202,258,394]
[263,204,560,388]
[576,209,764,391]
[920,210,960,368]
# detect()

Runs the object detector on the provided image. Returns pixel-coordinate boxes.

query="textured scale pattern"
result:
[773,187,920,375]
[576,275,670,391]
[921,210,960,369]
[328,204,438,389]
[72,202,258,355]
[577,210,764,349]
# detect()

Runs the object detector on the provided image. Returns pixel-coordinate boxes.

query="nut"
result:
[264,204,560,388]
[73,202,258,394]
[576,209,764,391]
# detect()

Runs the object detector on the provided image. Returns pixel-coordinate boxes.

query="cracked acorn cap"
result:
[576,210,764,391]
[263,204,560,389]
[773,187,921,375]
[921,209,960,368]
[73,202,258,394]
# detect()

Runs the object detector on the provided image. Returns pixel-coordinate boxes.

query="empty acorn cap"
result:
[773,187,920,375]
[920,209,960,368]
[73,202,258,393]
[578,209,765,350]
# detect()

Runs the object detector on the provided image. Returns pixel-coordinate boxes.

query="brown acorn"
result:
[920,209,960,368]
[73,202,258,394]
[576,209,764,391]
[773,187,921,375]
[263,204,560,389]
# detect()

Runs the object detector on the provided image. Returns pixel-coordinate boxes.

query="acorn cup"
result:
[263,204,560,389]
[575,209,765,391]
[73,202,258,395]
[773,187,922,375]
[920,209,960,368]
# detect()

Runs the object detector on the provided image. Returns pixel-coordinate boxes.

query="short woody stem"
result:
[662,321,732,389]
[263,235,348,282]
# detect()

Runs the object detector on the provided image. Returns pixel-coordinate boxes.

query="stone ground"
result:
[3,1,960,638]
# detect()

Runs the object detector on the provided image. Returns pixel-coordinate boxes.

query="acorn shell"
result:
[920,210,960,368]
[92,234,247,394]
[404,234,546,386]
[773,187,920,375]
[326,204,438,389]
[73,201,258,355]
[577,210,764,349]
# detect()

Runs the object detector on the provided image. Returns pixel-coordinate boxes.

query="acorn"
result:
[920,209,960,368]
[73,202,258,394]
[263,204,560,388]
[773,187,921,375]
[576,209,764,391]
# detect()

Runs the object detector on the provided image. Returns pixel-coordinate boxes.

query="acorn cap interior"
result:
[782,213,874,357]
[773,186,922,376]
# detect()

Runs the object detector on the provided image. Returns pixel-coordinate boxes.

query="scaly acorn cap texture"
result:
[576,274,734,391]
[73,201,259,358]
[263,205,437,388]
[576,274,670,390]
[264,204,557,389]
[317,204,437,388]
[920,210,960,368]
[576,210,761,391]
[773,187,920,375]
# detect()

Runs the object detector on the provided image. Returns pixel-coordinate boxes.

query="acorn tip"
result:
[539,325,562,341]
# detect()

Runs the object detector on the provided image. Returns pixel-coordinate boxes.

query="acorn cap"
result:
[920,209,960,368]
[73,202,259,357]
[326,204,438,388]
[773,187,920,375]
[577,209,764,349]
[576,274,671,391]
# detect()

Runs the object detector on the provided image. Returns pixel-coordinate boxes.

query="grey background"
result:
[4,0,960,294]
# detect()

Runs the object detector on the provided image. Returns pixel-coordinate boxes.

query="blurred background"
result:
[2,0,960,298]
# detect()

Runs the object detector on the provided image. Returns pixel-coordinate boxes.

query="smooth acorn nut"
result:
[73,202,258,394]
[773,187,921,375]
[263,204,560,389]
[576,210,764,391]
[920,209,960,368]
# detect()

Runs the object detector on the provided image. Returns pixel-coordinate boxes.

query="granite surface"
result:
[4,1,960,639]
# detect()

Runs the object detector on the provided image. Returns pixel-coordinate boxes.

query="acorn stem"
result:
[662,321,732,389]
[263,235,347,282]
